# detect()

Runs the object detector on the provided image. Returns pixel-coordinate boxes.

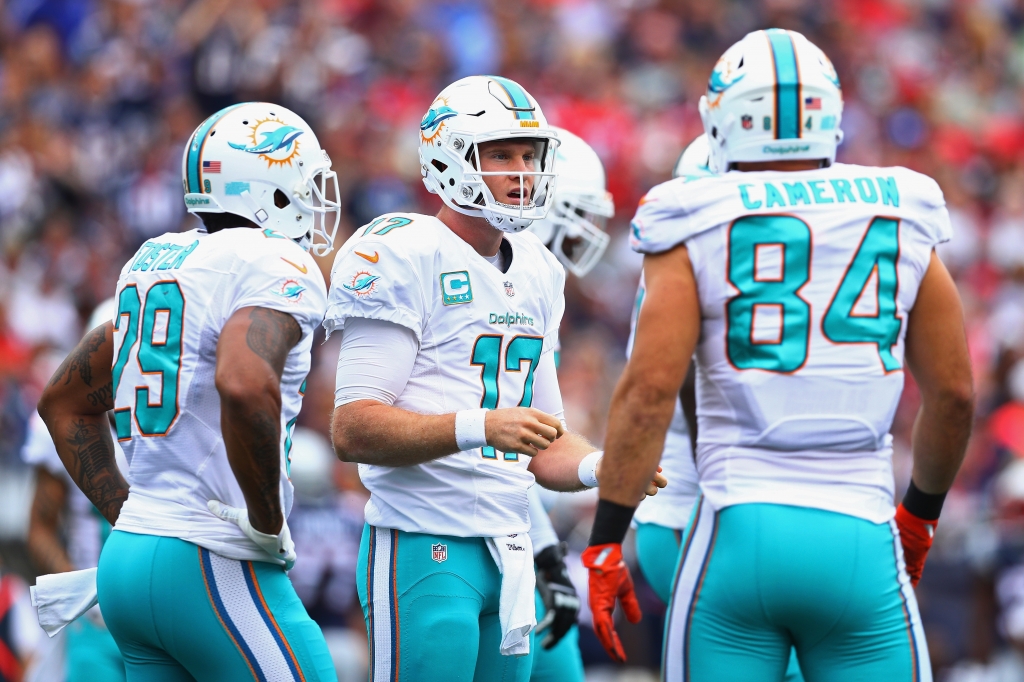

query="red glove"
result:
[895,503,937,588]
[581,543,642,662]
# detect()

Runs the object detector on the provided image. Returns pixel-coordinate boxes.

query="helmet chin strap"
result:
[239,190,269,224]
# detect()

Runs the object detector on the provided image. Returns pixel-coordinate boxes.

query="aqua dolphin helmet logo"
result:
[230,125,304,155]
[420,106,459,133]
[229,116,305,168]
[706,56,745,109]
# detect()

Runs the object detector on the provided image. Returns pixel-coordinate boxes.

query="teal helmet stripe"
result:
[186,103,246,193]
[488,76,536,120]
[765,29,800,140]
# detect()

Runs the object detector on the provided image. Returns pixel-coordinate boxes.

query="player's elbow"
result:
[215,369,278,413]
[330,404,363,463]
[931,380,975,427]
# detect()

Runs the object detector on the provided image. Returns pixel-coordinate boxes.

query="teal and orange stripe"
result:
[186,103,246,193]
[199,548,265,682]
[488,76,536,121]
[367,529,376,682]
[243,562,305,682]
[765,29,800,140]
[891,525,921,682]
[683,514,719,682]
[389,530,400,681]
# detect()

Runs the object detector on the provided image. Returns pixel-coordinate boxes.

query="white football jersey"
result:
[110,227,327,562]
[324,213,566,537]
[625,274,699,530]
[21,413,128,570]
[630,164,952,523]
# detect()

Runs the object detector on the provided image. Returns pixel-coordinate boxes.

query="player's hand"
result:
[207,500,297,570]
[581,543,642,662]
[535,542,580,650]
[596,461,668,497]
[895,503,936,588]
[485,407,564,457]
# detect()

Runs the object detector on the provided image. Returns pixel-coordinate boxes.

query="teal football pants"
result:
[665,500,930,682]
[97,530,336,682]
[65,612,126,682]
[529,591,584,682]
[636,521,804,681]
[357,524,533,682]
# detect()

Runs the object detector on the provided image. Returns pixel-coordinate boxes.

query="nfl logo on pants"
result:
[432,543,448,563]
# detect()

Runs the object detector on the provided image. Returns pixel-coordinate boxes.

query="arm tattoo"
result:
[64,419,129,524]
[86,382,115,410]
[247,408,283,514]
[245,308,302,376]
[50,325,107,387]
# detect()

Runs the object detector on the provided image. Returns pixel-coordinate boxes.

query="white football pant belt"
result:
[485,533,536,656]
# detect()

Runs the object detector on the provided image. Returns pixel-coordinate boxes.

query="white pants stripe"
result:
[368,527,399,682]
[203,550,302,681]
[663,496,717,682]
[888,519,933,682]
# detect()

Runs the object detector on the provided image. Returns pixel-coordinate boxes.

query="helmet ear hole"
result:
[274,189,291,209]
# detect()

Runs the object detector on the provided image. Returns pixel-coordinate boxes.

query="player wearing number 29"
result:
[38,102,341,681]
[327,76,663,682]
[585,29,975,681]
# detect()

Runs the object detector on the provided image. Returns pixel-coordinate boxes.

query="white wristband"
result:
[578,450,603,488]
[455,409,489,451]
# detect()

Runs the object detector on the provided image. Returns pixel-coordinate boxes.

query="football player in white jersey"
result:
[524,127,614,682]
[584,29,974,681]
[24,300,128,682]
[326,76,663,682]
[38,102,340,682]
[629,135,709,606]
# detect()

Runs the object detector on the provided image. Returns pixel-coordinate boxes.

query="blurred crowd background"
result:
[2,0,1024,679]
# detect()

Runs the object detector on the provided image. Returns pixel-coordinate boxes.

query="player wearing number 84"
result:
[585,29,975,681]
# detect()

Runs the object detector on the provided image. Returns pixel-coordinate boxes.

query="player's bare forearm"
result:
[333,402,564,466]
[216,307,302,535]
[38,323,129,526]
[529,431,598,492]
[601,246,700,507]
[904,252,975,494]
[27,468,73,574]
[332,401,459,466]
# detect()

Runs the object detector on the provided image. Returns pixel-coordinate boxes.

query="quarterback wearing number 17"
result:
[326,76,662,682]
[585,29,975,681]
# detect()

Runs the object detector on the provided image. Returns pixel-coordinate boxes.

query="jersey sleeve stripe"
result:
[765,29,801,140]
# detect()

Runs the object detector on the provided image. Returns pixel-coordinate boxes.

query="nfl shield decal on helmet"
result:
[741,115,753,129]
[432,543,448,563]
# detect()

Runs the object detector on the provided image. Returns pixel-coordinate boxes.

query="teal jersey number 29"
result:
[470,334,544,461]
[112,281,185,439]
[727,215,902,373]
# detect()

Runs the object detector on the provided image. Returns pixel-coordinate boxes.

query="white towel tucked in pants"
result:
[30,568,98,637]
[485,533,536,656]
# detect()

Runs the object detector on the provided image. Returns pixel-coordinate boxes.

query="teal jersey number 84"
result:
[727,215,902,373]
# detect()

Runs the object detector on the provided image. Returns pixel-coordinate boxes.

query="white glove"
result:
[207,500,296,570]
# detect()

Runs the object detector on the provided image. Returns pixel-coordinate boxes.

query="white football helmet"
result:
[672,134,716,179]
[419,76,559,233]
[182,102,341,255]
[698,28,844,171]
[528,127,613,276]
